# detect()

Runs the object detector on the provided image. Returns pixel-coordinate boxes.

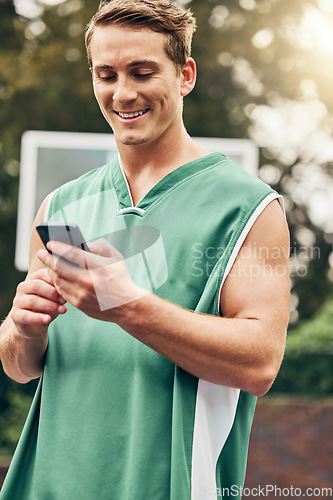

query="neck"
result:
[116,126,210,206]
[116,125,208,179]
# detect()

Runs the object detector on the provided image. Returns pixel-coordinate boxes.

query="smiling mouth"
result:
[116,109,150,119]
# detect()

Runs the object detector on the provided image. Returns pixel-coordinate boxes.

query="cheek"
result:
[157,86,178,106]
[93,85,111,107]
[160,90,181,113]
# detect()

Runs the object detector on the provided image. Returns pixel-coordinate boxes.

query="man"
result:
[0,1,290,498]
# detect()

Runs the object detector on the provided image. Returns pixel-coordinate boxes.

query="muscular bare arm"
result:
[38,199,290,396]
[119,200,290,395]
[0,195,67,383]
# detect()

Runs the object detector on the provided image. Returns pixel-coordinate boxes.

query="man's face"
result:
[90,25,185,148]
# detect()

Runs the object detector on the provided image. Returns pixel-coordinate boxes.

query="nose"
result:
[113,76,138,104]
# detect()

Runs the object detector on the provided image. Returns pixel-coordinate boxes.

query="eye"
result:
[134,73,153,79]
[95,71,117,82]
[100,75,116,81]
[104,76,116,81]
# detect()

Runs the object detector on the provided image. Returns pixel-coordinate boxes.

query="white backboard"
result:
[15,130,259,271]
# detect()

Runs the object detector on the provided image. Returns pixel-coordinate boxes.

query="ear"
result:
[180,57,197,97]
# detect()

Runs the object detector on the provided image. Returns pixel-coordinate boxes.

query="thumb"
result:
[87,238,123,260]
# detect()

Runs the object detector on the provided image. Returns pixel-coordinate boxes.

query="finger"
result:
[86,242,125,272]
[38,247,87,274]
[28,266,56,285]
[20,275,66,305]
[45,239,124,268]
[13,308,53,327]
[39,241,121,277]
[49,243,114,271]
[12,301,67,332]
[14,293,67,315]
[88,238,115,258]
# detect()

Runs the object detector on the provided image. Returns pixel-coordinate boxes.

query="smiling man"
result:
[0,1,290,499]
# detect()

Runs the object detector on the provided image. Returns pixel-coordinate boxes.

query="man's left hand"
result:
[37,238,148,321]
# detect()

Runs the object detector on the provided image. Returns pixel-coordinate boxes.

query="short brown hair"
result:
[85,0,196,72]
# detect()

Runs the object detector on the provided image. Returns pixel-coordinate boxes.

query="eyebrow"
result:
[128,60,160,70]
[93,60,160,71]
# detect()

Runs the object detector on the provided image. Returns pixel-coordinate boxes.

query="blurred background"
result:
[0,0,332,494]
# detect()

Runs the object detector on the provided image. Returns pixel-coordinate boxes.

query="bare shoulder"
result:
[220,199,290,320]
[246,198,289,251]
[28,193,54,274]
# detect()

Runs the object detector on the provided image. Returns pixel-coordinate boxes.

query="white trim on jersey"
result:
[191,383,240,500]
[191,193,283,500]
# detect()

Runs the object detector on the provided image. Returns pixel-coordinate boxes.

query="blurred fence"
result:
[244,395,333,498]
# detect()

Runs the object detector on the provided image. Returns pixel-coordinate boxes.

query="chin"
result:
[120,136,149,146]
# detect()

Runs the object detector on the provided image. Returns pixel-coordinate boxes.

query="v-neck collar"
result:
[110,152,225,214]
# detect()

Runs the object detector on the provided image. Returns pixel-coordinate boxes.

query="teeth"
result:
[118,110,147,119]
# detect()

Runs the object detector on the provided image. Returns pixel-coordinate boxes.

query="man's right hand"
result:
[0,193,67,383]
[11,268,67,340]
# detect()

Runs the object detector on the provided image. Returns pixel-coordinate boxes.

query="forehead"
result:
[90,24,171,69]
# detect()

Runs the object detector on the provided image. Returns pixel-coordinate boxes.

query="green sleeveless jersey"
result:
[1,153,280,500]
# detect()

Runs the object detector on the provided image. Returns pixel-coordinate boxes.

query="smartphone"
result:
[36,223,90,253]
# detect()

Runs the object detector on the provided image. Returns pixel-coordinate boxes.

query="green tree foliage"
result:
[1,0,333,456]
[187,0,333,324]
[273,297,333,394]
